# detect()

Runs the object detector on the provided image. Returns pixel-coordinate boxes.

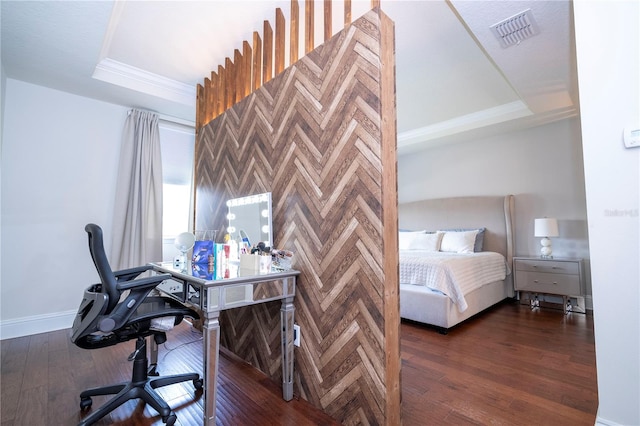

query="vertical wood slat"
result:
[210,75,216,123]
[243,41,252,98]
[275,8,286,75]
[234,49,242,103]
[263,21,273,84]
[290,0,299,64]
[305,0,314,54]
[212,76,217,123]
[225,57,234,109]
[324,0,332,42]
[211,71,219,118]
[218,65,226,113]
[379,12,400,426]
[207,73,213,122]
[344,0,351,26]
[196,0,382,128]
[252,32,262,92]
[196,84,204,131]
[204,77,212,124]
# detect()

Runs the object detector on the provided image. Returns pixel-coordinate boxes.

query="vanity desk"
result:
[150,261,299,426]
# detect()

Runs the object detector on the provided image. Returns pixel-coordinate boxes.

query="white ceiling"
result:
[1,0,578,155]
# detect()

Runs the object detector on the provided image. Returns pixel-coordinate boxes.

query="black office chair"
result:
[71,223,202,426]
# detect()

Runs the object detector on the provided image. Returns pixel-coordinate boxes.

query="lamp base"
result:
[540,237,553,258]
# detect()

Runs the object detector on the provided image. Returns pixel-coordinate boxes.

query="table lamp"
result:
[174,232,195,268]
[534,218,559,258]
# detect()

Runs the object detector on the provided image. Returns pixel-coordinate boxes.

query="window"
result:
[162,182,192,237]
[159,121,195,259]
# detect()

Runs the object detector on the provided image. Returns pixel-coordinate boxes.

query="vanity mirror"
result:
[226,192,272,248]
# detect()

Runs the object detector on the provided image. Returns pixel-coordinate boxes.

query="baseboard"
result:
[596,416,624,426]
[584,294,593,311]
[595,405,632,426]
[0,310,76,340]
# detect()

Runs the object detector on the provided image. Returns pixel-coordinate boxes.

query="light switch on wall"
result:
[293,324,300,347]
[623,127,640,148]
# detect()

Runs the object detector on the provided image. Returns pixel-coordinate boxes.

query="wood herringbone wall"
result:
[194,9,400,425]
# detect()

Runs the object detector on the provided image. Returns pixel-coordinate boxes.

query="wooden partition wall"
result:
[194,9,399,425]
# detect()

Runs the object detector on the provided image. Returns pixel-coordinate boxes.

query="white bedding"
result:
[399,251,508,312]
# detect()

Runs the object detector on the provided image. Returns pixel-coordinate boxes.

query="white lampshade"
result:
[534,218,559,238]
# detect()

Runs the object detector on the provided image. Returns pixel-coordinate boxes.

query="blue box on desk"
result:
[192,240,213,264]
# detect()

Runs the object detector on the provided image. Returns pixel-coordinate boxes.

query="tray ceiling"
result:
[1,0,578,154]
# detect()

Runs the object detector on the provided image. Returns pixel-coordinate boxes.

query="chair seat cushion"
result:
[75,296,198,350]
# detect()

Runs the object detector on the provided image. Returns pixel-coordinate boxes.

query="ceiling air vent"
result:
[490,9,540,48]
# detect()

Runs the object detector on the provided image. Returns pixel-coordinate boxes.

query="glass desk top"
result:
[152,261,297,282]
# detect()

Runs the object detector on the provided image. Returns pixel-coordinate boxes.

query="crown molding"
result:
[398,100,532,148]
[93,57,196,106]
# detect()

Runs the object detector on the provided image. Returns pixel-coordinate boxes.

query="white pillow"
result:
[398,231,426,250]
[439,230,479,253]
[408,232,443,251]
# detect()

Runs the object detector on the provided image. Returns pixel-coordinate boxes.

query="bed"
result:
[398,195,515,332]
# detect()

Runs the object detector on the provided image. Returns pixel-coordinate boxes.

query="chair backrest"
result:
[85,223,119,312]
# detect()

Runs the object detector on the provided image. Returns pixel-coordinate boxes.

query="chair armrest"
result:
[98,273,172,332]
[113,265,153,281]
[116,273,171,292]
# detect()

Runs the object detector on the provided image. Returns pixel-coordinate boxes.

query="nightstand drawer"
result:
[515,259,580,275]
[515,271,581,295]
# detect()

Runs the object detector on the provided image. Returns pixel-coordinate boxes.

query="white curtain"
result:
[111,109,163,270]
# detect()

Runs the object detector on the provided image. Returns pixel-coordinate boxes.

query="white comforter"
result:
[399,251,507,312]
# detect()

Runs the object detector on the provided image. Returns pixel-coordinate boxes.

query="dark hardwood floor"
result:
[1,300,597,425]
[401,299,598,425]
[0,321,337,426]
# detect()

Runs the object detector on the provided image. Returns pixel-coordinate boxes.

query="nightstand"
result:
[513,257,584,313]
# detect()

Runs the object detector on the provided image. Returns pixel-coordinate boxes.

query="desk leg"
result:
[281,296,295,401]
[202,311,220,426]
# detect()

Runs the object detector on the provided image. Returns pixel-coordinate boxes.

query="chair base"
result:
[78,337,202,426]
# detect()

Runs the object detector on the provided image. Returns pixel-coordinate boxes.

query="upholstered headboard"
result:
[398,195,515,267]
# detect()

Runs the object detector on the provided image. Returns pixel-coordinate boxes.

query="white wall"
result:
[574,1,639,425]
[398,118,592,297]
[1,63,6,138]
[1,57,6,330]
[0,79,127,339]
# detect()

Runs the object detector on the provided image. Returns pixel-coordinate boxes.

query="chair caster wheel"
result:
[193,378,203,390]
[163,413,177,425]
[80,397,92,410]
